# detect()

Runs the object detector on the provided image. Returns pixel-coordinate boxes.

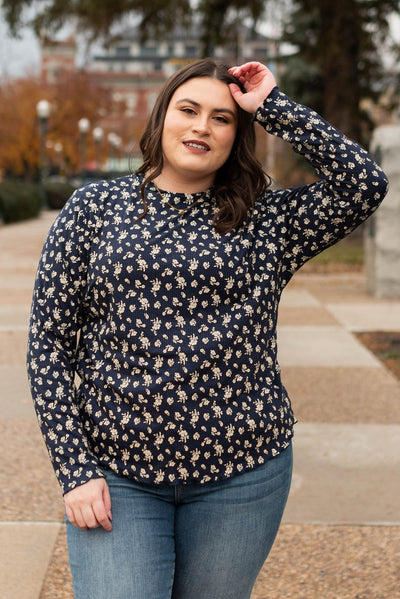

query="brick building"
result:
[39,24,277,172]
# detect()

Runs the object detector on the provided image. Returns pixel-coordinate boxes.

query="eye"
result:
[180,107,196,115]
[214,115,229,123]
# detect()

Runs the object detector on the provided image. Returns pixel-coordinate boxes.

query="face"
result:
[159,77,238,190]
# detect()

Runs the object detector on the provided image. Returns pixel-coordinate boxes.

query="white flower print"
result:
[27,88,388,493]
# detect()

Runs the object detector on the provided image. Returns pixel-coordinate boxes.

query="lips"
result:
[183,140,210,151]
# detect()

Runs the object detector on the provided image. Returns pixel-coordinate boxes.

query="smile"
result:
[183,141,210,151]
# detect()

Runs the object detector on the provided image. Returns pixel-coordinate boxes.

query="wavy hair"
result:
[136,58,270,233]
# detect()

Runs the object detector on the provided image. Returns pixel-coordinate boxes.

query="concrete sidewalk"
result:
[0,212,399,599]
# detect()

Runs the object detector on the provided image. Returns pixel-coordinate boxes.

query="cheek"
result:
[163,111,185,135]
[161,113,179,149]
[219,129,236,158]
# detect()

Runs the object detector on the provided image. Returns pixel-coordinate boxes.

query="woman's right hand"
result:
[229,62,277,114]
[64,477,112,531]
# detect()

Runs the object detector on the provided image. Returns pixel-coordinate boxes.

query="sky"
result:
[1,9,399,80]
[0,15,41,78]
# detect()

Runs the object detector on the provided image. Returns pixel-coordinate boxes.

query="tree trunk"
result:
[318,0,361,141]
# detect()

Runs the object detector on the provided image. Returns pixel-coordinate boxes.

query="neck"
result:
[152,171,214,194]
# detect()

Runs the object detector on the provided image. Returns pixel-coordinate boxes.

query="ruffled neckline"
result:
[149,181,213,204]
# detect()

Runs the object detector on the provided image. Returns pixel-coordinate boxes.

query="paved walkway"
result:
[1,212,399,599]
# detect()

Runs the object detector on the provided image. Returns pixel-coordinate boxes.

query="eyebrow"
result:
[175,98,236,118]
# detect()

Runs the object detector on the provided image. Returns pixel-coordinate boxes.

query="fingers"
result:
[102,480,112,521]
[65,502,88,531]
[228,62,277,113]
[64,477,113,532]
[229,61,260,75]
[228,82,243,103]
[229,62,267,86]
[92,483,113,531]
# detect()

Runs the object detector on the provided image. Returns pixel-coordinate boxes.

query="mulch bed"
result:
[302,260,400,383]
[355,331,400,381]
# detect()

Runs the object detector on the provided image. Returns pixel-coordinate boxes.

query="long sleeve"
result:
[254,87,388,283]
[26,91,389,491]
[27,186,104,494]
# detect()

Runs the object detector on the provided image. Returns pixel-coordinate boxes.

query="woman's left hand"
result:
[228,62,277,114]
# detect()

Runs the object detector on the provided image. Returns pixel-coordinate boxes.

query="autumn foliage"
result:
[0,70,115,179]
[0,76,43,179]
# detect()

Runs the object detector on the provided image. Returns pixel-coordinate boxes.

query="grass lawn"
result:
[307,233,364,268]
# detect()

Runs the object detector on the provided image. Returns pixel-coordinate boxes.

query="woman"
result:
[27,59,388,599]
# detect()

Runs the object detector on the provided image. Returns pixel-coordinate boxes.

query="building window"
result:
[253,46,268,60]
[126,93,138,111]
[185,45,197,57]
[115,46,131,56]
[147,92,158,114]
[141,46,157,56]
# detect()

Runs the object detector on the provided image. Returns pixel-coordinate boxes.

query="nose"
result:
[192,115,210,135]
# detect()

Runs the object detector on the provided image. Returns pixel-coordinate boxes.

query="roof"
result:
[109,21,270,44]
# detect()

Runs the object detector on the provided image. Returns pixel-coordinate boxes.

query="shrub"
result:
[0,180,42,223]
[45,181,76,210]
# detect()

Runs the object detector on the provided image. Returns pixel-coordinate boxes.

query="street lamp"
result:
[107,132,122,172]
[78,117,90,182]
[93,126,104,172]
[54,142,64,176]
[36,99,50,206]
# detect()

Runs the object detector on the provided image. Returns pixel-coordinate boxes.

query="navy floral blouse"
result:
[27,88,388,494]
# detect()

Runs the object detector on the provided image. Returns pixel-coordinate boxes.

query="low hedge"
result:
[0,180,77,223]
[0,180,42,224]
[45,181,76,210]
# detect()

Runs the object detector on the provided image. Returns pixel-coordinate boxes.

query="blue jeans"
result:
[66,443,292,599]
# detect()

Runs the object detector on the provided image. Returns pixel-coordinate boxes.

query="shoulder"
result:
[49,174,142,244]
[63,173,142,219]
[253,186,291,217]
[73,173,141,205]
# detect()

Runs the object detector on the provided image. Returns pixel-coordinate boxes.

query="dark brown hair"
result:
[136,58,270,233]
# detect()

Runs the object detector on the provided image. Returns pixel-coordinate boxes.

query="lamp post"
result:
[107,132,122,173]
[78,117,90,183]
[36,99,50,206]
[93,126,104,173]
[54,142,64,176]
